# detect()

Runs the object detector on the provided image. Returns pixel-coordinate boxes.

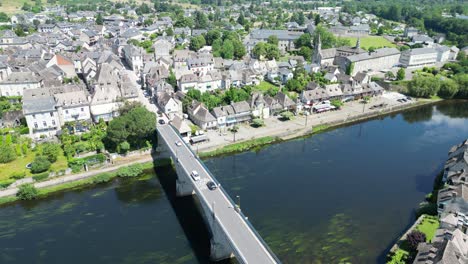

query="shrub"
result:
[19,126,29,135]
[93,173,113,184]
[68,153,106,172]
[0,145,16,163]
[41,142,61,163]
[16,183,38,200]
[32,172,49,182]
[117,164,143,177]
[10,171,26,180]
[0,179,16,189]
[30,156,51,173]
[407,231,426,250]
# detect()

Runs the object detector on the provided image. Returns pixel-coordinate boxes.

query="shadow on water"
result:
[153,161,235,264]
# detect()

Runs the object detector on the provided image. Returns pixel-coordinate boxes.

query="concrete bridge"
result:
[157,124,281,264]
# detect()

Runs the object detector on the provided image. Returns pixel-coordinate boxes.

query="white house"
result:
[0,72,42,97]
[122,45,144,73]
[54,89,91,125]
[23,89,61,139]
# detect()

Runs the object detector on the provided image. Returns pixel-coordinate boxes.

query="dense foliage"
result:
[30,156,51,174]
[117,164,144,177]
[105,105,156,153]
[16,183,38,200]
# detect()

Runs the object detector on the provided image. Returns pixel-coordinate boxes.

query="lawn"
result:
[416,215,440,242]
[0,0,37,14]
[0,149,68,181]
[254,81,279,92]
[342,36,396,49]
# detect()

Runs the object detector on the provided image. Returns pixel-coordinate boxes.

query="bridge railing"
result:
[165,124,282,264]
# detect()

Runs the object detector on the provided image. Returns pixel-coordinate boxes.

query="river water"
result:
[0,101,467,264]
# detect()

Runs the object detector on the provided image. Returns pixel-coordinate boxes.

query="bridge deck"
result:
[158,124,279,264]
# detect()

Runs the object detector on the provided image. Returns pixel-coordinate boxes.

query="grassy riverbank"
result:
[199,136,283,158]
[0,159,172,206]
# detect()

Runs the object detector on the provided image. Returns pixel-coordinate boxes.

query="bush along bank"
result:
[0,159,173,206]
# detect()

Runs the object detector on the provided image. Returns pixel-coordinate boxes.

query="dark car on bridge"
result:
[158,119,166,125]
[207,181,217,190]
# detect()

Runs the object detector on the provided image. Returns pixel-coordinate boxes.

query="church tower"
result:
[312,34,322,65]
[355,37,361,49]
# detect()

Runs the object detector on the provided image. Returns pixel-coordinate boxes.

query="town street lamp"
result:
[236,195,241,212]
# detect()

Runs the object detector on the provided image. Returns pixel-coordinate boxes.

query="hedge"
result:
[32,172,49,182]
[117,164,144,177]
[0,179,16,189]
[68,153,106,172]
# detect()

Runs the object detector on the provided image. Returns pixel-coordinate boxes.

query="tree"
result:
[143,19,153,27]
[30,156,51,173]
[438,78,459,99]
[119,141,130,154]
[408,75,441,98]
[407,231,426,250]
[17,183,38,200]
[385,71,395,80]
[251,118,265,128]
[105,106,156,151]
[237,12,246,25]
[297,46,312,61]
[285,79,303,93]
[252,42,266,59]
[167,70,177,89]
[294,33,312,49]
[331,99,344,109]
[267,35,279,46]
[194,11,209,29]
[189,35,206,51]
[377,27,384,36]
[314,25,336,49]
[222,39,234,59]
[230,125,239,142]
[265,44,280,60]
[232,39,246,59]
[314,14,321,26]
[95,13,103,25]
[41,143,61,163]
[205,29,221,45]
[0,12,9,23]
[0,145,16,163]
[280,111,294,120]
[397,68,406,81]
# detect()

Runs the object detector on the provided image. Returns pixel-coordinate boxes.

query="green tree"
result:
[397,68,406,81]
[280,111,294,120]
[438,78,459,99]
[41,142,61,163]
[267,35,279,46]
[0,145,16,163]
[407,75,441,98]
[119,141,130,154]
[189,35,206,51]
[30,156,51,173]
[95,13,103,25]
[314,14,321,26]
[16,183,38,200]
[314,25,337,49]
[294,33,312,49]
[222,39,234,59]
[205,29,221,45]
[331,99,344,109]
[251,118,265,127]
[232,39,246,59]
[252,42,266,59]
[297,46,312,61]
[265,44,280,60]
[194,11,208,29]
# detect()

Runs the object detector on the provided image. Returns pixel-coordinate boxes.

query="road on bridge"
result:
[158,124,279,264]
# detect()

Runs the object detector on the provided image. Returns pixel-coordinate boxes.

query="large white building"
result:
[400,48,438,68]
[343,48,401,76]
[0,72,42,97]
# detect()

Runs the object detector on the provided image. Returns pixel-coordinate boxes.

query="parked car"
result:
[342,96,354,103]
[175,140,182,147]
[26,163,32,169]
[158,119,166,125]
[191,170,200,181]
[207,181,217,190]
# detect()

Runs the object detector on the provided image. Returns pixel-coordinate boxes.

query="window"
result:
[34,122,38,128]
[50,112,54,117]
[32,114,36,119]
[65,110,69,114]
[43,121,47,127]
[52,120,56,126]
[81,108,84,112]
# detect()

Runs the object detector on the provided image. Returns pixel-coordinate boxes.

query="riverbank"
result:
[197,98,441,158]
[0,157,172,206]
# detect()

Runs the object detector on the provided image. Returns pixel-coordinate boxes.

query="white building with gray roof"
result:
[23,88,61,139]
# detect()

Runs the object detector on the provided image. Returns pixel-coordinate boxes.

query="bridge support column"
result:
[174,160,194,197]
[210,235,234,261]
